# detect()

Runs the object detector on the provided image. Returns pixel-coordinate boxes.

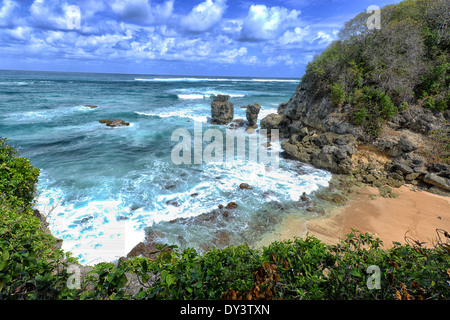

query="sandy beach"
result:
[257,185,450,249]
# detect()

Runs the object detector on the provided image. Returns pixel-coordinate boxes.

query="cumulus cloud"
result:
[240,5,301,41]
[181,0,227,33]
[110,0,174,25]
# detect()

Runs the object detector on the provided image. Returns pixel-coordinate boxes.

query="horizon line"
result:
[0,68,302,80]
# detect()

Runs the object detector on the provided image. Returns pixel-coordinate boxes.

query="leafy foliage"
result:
[1,132,449,300]
[303,0,450,138]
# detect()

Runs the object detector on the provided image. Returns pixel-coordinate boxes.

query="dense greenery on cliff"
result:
[1,139,449,300]
[303,0,449,138]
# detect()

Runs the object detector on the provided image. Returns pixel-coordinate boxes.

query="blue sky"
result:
[0,0,402,77]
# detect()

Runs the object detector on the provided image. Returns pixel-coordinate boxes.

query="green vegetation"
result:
[1,138,449,300]
[303,0,449,138]
[0,138,74,299]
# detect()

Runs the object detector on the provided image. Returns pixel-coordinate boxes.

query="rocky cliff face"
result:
[261,80,450,195]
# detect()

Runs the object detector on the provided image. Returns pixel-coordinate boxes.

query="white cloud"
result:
[0,0,18,26]
[312,30,339,45]
[240,5,300,41]
[278,26,310,46]
[110,0,174,25]
[181,0,227,33]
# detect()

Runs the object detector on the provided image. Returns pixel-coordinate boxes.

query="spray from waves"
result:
[37,151,331,265]
[177,93,245,100]
[2,105,99,123]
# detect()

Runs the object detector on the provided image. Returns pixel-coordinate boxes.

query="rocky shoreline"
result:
[261,80,450,197]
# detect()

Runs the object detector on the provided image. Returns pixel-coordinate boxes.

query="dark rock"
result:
[166,200,180,207]
[126,241,172,260]
[225,202,238,209]
[211,95,234,125]
[405,173,421,181]
[99,119,130,127]
[394,162,414,174]
[245,104,261,126]
[260,114,284,134]
[33,209,63,249]
[239,183,252,190]
[277,102,288,114]
[423,173,450,191]
[427,186,450,197]
[85,105,98,108]
[229,119,246,128]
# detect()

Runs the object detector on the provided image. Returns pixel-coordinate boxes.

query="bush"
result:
[0,138,75,299]
[330,82,346,106]
[0,138,40,208]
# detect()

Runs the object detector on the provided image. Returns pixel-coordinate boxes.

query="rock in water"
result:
[211,95,234,125]
[245,103,261,126]
[99,119,130,127]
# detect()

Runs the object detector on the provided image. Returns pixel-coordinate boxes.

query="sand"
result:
[257,185,450,249]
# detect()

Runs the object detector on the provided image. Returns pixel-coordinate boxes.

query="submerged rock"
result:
[85,105,98,109]
[99,119,130,127]
[211,95,234,125]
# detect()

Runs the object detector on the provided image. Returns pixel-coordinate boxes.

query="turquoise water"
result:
[0,70,331,265]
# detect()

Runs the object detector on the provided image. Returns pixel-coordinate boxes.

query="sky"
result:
[0,0,403,78]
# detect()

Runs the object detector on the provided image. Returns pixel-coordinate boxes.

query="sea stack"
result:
[211,95,234,125]
[245,103,261,127]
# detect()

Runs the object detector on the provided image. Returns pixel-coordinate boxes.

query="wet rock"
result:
[85,105,98,108]
[229,119,246,128]
[211,95,234,125]
[260,114,284,135]
[126,241,172,261]
[99,119,130,127]
[225,201,238,209]
[166,200,180,207]
[213,231,230,247]
[245,125,257,134]
[245,103,261,126]
[239,183,252,190]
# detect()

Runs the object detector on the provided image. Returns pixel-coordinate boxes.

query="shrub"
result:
[0,138,40,209]
[330,82,346,106]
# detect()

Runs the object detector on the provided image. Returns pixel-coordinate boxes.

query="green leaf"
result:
[349,270,361,277]
[161,270,168,283]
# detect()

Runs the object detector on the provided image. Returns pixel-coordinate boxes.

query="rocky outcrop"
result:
[261,79,450,195]
[211,95,234,125]
[99,119,130,127]
[245,104,261,126]
[281,130,357,174]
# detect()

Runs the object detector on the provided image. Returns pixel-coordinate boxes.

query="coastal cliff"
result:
[262,0,450,196]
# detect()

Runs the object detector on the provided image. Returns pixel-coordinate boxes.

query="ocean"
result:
[0,70,332,265]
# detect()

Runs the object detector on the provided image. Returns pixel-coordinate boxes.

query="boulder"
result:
[211,95,234,125]
[260,114,283,134]
[245,104,261,126]
[423,173,450,191]
[99,119,130,127]
[126,241,172,261]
